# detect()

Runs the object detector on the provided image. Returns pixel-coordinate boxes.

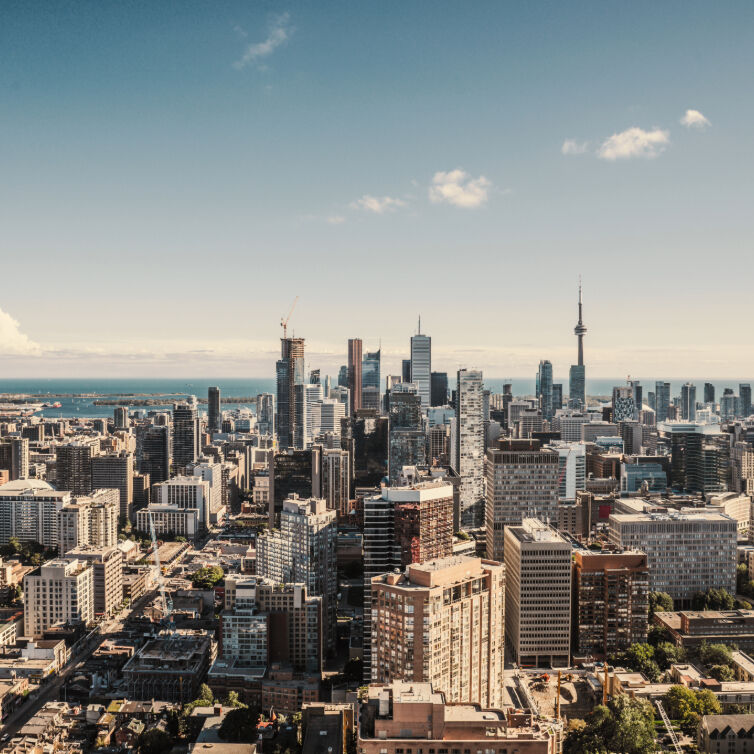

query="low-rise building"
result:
[359,681,559,754]
[698,714,754,753]
[655,610,754,652]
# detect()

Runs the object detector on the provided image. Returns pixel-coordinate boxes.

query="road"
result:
[0,588,157,740]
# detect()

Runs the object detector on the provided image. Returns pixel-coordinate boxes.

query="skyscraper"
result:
[362,349,381,391]
[410,320,431,408]
[135,423,171,483]
[740,384,752,417]
[347,338,363,414]
[431,371,448,406]
[681,383,697,421]
[537,360,554,421]
[173,397,199,469]
[276,337,305,449]
[207,386,221,434]
[611,385,635,423]
[388,390,425,483]
[704,382,716,405]
[655,381,671,422]
[569,281,587,409]
[456,369,484,530]
[401,359,411,383]
[256,393,275,436]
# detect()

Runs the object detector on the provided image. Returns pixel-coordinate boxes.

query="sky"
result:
[1,0,753,381]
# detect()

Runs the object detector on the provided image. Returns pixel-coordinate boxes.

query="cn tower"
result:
[574,278,587,366]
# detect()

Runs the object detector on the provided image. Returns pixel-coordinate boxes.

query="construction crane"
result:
[280,296,299,340]
[655,700,683,754]
[148,509,174,633]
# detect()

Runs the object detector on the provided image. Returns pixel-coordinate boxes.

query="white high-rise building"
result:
[154,476,210,527]
[317,399,346,438]
[410,324,431,408]
[58,488,120,555]
[456,369,484,530]
[304,384,324,445]
[189,461,223,515]
[24,559,94,638]
[0,480,69,549]
[547,441,586,502]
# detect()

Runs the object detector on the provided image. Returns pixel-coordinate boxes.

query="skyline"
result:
[2,1,754,377]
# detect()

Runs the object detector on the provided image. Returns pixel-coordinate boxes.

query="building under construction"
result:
[122,629,215,703]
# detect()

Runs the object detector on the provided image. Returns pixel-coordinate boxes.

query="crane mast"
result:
[148,509,174,633]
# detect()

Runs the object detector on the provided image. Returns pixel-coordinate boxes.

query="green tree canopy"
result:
[219,706,261,742]
[563,697,655,754]
[649,591,674,615]
[698,642,734,668]
[191,566,224,589]
[137,728,174,754]
[708,664,735,681]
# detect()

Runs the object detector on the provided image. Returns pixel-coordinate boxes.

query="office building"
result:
[568,281,587,409]
[611,385,635,423]
[189,460,223,516]
[359,682,558,754]
[388,390,425,484]
[91,451,133,522]
[552,383,563,414]
[430,371,448,407]
[410,323,431,408]
[620,461,668,494]
[681,383,697,421]
[269,447,320,525]
[741,384,752,418]
[0,438,29,482]
[340,410,388,491]
[208,386,221,434]
[548,441,586,502]
[23,559,94,638]
[256,392,275,436]
[608,509,737,603]
[655,381,671,422]
[154,475,211,528]
[63,546,123,618]
[704,383,716,405]
[55,443,93,496]
[537,360,554,421]
[455,369,484,530]
[135,423,171,483]
[485,440,559,562]
[277,337,306,449]
[136,504,199,540]
[362,349,381,392]
[370,556,505,708]
[504,519,572,667]
[256,496,337,652]
[659,422,730,494]
[173,397,200,469]
[317,398,346,438]
[0,480,69,549]
[572,548,649,660]
[348,338,363,414]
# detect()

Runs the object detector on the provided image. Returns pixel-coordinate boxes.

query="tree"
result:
[693,588,735,611]
[191,566,224,590]
[615,643,662,682]
[649,591,674,615]
[664,686,699,720]
[698,642,734,668]
[563,697,655,754]
[137,729,173,754]
[708,664,735,681]
[8,537,21,556]
[197,683,215,704]
[647,624,672,647]
[654,641,685,670]
[219,706,261,742]
[663,685,721,734]
[225,690,245,708]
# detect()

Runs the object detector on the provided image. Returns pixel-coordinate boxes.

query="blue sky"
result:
[1,1,753,379]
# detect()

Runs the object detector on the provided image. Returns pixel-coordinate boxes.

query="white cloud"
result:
[597,127,670,160]
[349,195,406,214]
[326,215,346,225]
[561,139,589,155]
[0,307,41,355]
[429,169,491,208]
[233,13,291,70]
[680,109,710,129]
